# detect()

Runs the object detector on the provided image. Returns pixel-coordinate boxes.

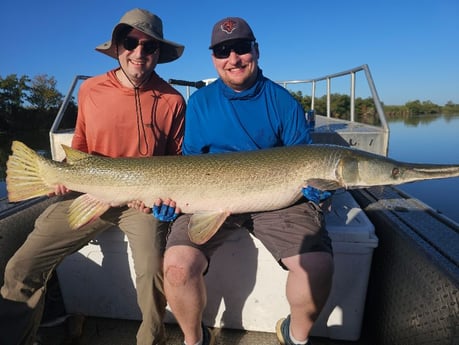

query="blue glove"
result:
[302,186,332,204]
[152,203,179,222]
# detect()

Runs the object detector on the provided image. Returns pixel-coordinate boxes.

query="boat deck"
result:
[37,315,371,345]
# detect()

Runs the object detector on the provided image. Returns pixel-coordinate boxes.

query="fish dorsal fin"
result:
[62,145,91,164]
[188,211,231,245]
[68,194,111,229]
[306,178,344,191]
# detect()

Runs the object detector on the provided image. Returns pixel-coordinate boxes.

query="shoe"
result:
[276,315,312,345]
[39,314,70,328]
[202,324,215,345]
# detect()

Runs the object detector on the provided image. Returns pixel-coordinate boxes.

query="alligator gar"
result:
[6,140,459,243]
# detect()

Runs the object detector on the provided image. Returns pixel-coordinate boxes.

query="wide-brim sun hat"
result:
[96,8,184,64]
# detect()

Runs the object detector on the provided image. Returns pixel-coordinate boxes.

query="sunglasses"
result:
[123,36,160,55]
[212,40,254,59]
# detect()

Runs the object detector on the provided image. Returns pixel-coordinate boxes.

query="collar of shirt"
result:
[219,69,265,100]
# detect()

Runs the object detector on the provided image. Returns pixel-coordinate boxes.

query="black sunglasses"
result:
[123,36,160,55]
[212,40,254,59]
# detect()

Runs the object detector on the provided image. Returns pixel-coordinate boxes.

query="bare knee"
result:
[163,246,206,287]
[164,265,189,287]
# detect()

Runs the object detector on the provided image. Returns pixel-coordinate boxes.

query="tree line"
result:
[0,74,77,132]
[290,91,459,125]
[1,73,458,133]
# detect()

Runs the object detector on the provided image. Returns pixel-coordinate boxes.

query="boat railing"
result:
[277,64,388,130]
[277,64,390,156]
[49,75,90,161]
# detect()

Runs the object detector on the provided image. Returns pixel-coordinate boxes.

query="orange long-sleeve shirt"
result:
[72,69,185,158]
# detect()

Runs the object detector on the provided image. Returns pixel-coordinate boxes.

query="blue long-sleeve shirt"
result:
[183,70,311,155]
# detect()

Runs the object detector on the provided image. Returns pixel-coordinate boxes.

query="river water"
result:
[1,113,459,223]
[386,113,459,223]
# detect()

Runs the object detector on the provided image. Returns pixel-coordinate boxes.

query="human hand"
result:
[47,184,70,197]
[152,198,181,222]
[127,200,152,214]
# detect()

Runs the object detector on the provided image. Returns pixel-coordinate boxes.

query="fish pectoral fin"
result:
[188,211,231,245]
[68,194,111,230]
[306,178,343,191]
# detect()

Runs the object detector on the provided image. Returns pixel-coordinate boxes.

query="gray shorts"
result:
[166,201,332,268]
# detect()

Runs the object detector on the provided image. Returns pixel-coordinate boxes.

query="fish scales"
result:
[6,141,459,243]
[64,148,301,210]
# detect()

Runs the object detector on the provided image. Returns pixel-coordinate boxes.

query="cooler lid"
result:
[325,191,376,243]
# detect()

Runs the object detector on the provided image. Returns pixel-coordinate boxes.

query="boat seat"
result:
[57,191,377,341]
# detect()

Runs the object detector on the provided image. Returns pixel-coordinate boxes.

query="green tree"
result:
[421,100,440,114]
[26,74,63,111]
[0,74,30,114]
[405,100,423,115]
[443,101,459,114]
[290,90,313,111]
[330,94,350,118]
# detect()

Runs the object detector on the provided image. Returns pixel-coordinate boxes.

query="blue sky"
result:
[1,0,458,105]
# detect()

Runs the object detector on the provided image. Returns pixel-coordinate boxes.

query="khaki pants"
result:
[0,196,168,345]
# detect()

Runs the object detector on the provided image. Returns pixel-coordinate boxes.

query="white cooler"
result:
[57,191,378,341]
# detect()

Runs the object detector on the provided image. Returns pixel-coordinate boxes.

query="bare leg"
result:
[282,251,334,341]
[164,245,208,344]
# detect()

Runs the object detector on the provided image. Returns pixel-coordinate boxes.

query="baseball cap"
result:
[209,17,256,48]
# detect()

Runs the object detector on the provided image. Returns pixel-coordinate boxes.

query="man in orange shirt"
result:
[0,8,185,345]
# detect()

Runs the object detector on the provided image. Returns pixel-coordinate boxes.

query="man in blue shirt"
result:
[163,17,333,345]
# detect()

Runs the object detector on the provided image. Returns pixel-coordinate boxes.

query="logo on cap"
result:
[220,19,237,34]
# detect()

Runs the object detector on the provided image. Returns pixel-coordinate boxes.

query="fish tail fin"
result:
[68,194,111,229]
[6,141,54,202]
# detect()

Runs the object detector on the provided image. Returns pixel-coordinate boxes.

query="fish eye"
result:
[392,167,400,178]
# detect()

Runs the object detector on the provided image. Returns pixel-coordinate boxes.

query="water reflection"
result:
[390,113,459,127]
[387,113,459,224]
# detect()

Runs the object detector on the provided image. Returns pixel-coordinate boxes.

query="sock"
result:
[289,326,308,345]
[183,339,202,345]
